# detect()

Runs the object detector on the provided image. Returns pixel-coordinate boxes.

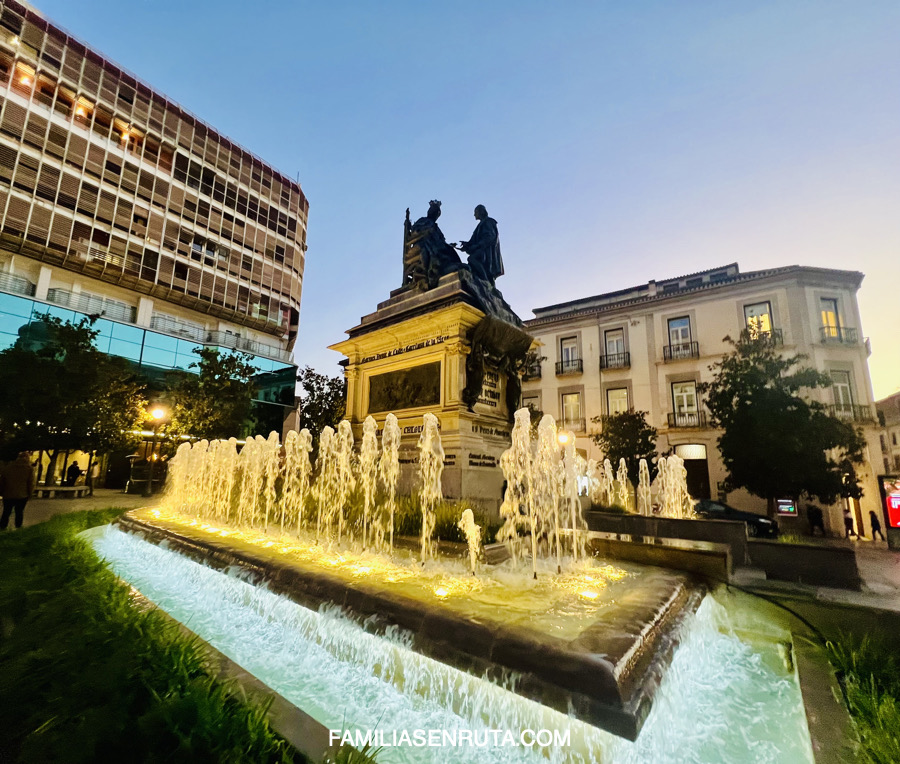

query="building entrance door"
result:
[675,444,711,499]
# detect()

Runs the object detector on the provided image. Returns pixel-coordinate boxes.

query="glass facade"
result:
[0,289,295,405]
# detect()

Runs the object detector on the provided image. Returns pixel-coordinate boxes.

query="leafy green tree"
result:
[698,332,865,516]
[168,348,258,440]
[590,409,658,486]
[296,366,346,449]
[0,315,146,480]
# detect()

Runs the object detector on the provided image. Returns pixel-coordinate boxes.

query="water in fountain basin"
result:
[90,526,815,764]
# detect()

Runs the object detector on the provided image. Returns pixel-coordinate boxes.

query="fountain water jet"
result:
[417,412,443,563]
[379,413,401,554]
[359,416,379,549]
[457,508,482,575]
[637,458,652,516]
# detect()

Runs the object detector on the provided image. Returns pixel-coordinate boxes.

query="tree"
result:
[0,315,146,479]
[296,366,346,449]
[590,409,658,486]
[168,348,258,440]
[698,332,865,515]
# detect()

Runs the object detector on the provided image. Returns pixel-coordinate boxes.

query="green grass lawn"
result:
[0,510,301,763]
[827,634,900,764]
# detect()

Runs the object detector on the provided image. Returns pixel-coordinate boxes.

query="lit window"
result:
[607,388,628,415]
[820,298,840,338]
[744,301,772,337]
[561,392,582,429]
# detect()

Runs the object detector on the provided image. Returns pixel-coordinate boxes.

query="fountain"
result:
[113,408,704,739]
[616,458,630,512]
[417,412,443,563]
[359,416,379,549]
[457,508,482,575]
[637,459,652,516]
[379,413,401,553]
[656,455,694,520]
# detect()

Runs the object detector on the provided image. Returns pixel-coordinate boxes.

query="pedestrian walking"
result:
[0,452,36,530]
[869,510,886,541]
[843,507,857,539]
[807,505,826,537]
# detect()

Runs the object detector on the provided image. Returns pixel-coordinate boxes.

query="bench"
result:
[33,485,90,499]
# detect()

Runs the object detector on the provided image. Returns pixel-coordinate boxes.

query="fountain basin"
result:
[116,508,703,740]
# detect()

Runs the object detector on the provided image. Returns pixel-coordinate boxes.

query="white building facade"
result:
[522,263,883,538]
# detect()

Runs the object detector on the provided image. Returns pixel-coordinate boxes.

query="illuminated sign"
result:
[883,477,900,529]
[776,499,798,516]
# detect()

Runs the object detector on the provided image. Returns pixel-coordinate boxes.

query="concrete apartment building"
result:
[521,263,883,538]
[0,0,307,437]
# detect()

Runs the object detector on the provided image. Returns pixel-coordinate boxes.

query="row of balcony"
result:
[527,404,874,434]
[0,278,292,364]
[530,326,865,379]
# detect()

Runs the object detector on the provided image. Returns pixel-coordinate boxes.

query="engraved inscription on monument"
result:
[474,369,504,414]
[368,362,441,414]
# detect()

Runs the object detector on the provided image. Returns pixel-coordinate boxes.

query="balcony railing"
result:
[820,325,859,344]
[46,288,137,324]
[600,351,630,369]
[667,411,707,428]
[149,314,207,342]
[663,341,699,361]
[207,330,292,364]
[748,327,783,346]
[521,363,542,381]
[828,403,874,423]
[555,358,583,375]
[0,271,36,297]
[561,418,586,433]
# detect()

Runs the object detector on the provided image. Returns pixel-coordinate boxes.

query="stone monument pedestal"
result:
[330,270,532,512]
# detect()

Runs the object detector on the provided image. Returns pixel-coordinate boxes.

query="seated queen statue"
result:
[402,200,462,290]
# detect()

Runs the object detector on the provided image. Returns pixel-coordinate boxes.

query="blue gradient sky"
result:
[33,1,900,397]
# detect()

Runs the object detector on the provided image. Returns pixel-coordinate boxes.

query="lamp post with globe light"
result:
[144,406,167,497]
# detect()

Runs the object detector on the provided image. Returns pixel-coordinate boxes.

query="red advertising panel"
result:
[882,477,900,529]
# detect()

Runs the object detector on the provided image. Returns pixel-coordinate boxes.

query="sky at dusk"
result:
[32,0,900,398]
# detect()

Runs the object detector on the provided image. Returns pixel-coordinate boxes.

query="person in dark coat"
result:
[807,504,826,537]
[870,510,885,541]
[459,205,504,286]
[65,461,82,486]
[0,452,36,530]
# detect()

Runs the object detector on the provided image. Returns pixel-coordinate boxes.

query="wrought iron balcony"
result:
[600,351,631,370]
[820,325,858,344]
[0,271,35,297]
[561,418,586,432]
[667,411,707,428]
[663,341,699,362]
[828,403,875,423]
[555,358,583,375]
[748,327,783,346]
[46,288,137,324]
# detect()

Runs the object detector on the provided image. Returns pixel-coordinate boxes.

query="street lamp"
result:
[144,406,168,497]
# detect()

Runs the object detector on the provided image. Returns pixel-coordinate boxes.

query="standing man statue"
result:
[458,205,504,286]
